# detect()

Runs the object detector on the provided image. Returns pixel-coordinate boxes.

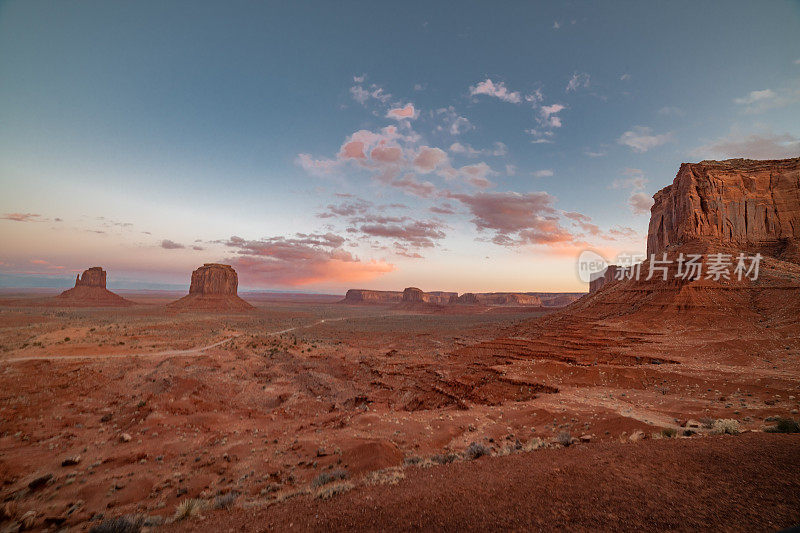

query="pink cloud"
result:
[449,191,575,246]
[341,140,367,159]
[355,220,446,248]
[413,146,448,172]
[2,213,41,222]
[224,233,394,287]
[370,145,403,163]
[460,162,495,188]
[628,192,654,215]
[387,104,416,120]
[390,175,438,198]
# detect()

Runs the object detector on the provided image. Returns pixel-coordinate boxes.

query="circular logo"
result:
[576,250,609,283]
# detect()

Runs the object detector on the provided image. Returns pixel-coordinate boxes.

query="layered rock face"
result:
[343,289,403,304]
[75,267,107,288]
[589,266,621,293]
[168,264,254,311]
[402,287,426,303]
[189,263,239,295]
[647,158,800,262]
[57,267,132,306]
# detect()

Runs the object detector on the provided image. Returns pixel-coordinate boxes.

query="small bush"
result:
[711,419,740,435]
[556,431,573,446]
[403,456,423,466]
[213,492,237,510]
[311,469,348,488]
[172,498,207,522]
[764,417,800,433]
[661,428,677,438]
[431,452,458,464]
[465,442,491,460]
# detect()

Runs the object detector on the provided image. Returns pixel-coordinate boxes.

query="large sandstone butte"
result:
[56,267,133,306]
[167,264,254,311]
[647,158,800,262]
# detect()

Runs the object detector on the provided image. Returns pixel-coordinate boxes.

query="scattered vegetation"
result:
[431,452,458,464]
[711,419,740,435]
[213,492,238,510]
[557,431,573,446]
[89,514,162,533]
[172,498,207,522]
[315,480,354,500]
[465,441,491,460]
[764,417,800,433]
[311,469,348,488]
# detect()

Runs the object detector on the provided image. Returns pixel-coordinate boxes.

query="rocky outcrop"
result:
[57,267,132,306]
[647,158,800,262]
[74,267,107,288]
[168,264,254,311]
[589,266,621,293]
[342,289,403,304]
[402,287,426,303]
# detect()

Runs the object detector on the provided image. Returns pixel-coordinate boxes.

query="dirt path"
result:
[174,433,800,532]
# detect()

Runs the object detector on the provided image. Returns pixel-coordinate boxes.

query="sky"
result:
[1,0,799,293]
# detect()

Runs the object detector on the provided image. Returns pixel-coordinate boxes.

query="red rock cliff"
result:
[647,158,800,262]
[189,264,239,295]
[75,267,107,288]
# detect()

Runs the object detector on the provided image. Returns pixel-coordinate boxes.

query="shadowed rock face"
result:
[589,266,621,293]
[647,158,800,263]
[74,267,107,288]
[189,264,238,295]
[402,287,426,303]
[343,289,403,303]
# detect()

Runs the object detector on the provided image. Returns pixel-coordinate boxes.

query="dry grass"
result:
[365,467,405,486]
[315,480,354,500]
[172,498,208,522]
[311,469,349,488]
[465,442,491,460]
[522,437,546,452]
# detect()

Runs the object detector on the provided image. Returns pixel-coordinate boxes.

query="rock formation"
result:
[342,289,404,304]
[167,264,254,311]
[57,267,133,306]
[589,266,621,293]
[647,158,800,262]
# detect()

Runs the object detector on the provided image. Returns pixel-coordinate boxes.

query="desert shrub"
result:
[764,417,800,433]
[711,419,740,435]
[556,431,573,446]
[431,452,458,464]
[522,437,545,452]
[172,498,207,522]
[403,456,423,466]
[315,481,354,500]
[661,428,677,438]
[311,469,348,488]
[465,442,491,460]
[213,492,237,510]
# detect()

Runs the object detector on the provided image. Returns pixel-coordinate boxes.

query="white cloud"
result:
[436,106,474,135]
[449,142,507,157]
[690,130,800,160]
[658,106,684,116]
[566,72,590,92]
[585,150,606,157]
[532,169,554,178]
[553,21,560,30]
[620,73,631,81]
[733,86,800,113]
[469,79,522,103]
[618,126,672,152]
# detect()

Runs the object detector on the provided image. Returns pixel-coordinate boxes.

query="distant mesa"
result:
[342,287,580,307]
[57,267,133,306]
[167,263,254,311]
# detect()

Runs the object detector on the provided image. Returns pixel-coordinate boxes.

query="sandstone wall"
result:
[189,264,239,295]
[647,158,800,262]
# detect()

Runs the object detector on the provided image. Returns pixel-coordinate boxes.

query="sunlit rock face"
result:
[647,158,800,263]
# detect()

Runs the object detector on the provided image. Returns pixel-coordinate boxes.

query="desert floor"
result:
[0,290,798,531]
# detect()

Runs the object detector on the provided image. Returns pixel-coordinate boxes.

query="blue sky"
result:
[1,0,798,292]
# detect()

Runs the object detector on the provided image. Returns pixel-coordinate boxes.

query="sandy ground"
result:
[173,432,800,532]
[0,290,798,531]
